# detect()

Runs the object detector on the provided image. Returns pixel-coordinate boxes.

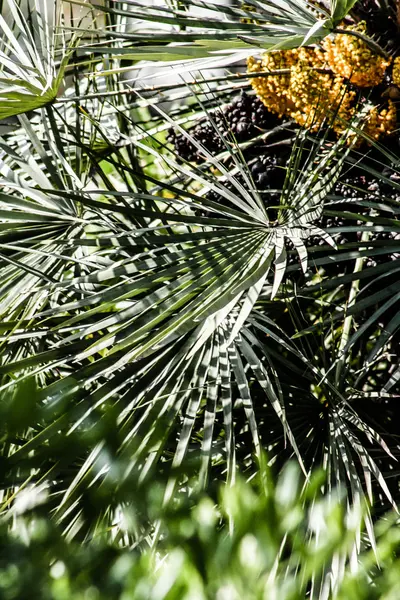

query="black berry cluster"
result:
[168,92,279,163]
[249,149,288,190]
[364,232,400,269]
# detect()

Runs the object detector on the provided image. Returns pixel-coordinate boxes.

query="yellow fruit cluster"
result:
[345,100,397,147]
[247,47,354,133]
[287,48,355,133]
[362,100,397,141]
[247,25,397,143]
[323,22,391,87]
[392,57,400,86]
[247,49,299,118]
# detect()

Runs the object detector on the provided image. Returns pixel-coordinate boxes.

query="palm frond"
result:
[0,0,74,119]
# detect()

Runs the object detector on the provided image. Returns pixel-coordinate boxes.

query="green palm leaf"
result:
[0,0,73,119]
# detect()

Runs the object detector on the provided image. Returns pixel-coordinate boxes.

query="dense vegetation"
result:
[0,0,399,597]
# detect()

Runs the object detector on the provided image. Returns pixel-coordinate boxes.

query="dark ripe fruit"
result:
[364,232,400,268]
[258,172,271,187]
[235,121,249,136]
[250,161,265,176]
[305,165,400,280]
[168,92,280,163]
[249,146,291,193]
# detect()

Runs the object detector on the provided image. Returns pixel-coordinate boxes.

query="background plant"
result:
[2,447,400,600]
[0,0,399,597]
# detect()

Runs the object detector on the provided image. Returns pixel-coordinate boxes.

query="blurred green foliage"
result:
[1,457,400,600]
